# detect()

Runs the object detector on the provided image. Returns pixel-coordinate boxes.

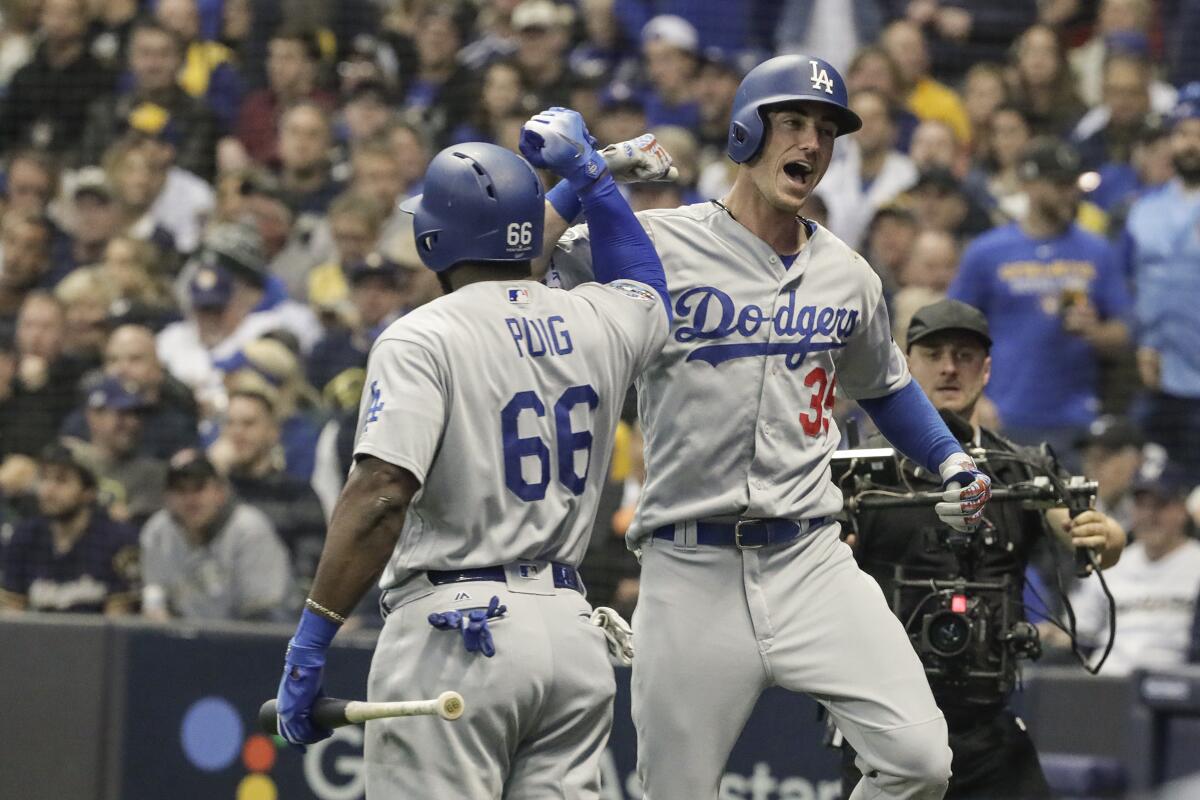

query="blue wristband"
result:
[546,179,583,224]
[291,608,340,652]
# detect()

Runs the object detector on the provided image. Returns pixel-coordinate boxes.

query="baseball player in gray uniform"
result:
[543,56,993,800]
[270,121,670,798]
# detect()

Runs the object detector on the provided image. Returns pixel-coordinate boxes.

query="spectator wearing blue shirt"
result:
[950,139,1130,461]
[639,15,701,130]
[1127,84,1200,481]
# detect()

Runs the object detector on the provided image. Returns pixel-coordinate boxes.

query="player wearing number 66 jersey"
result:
[270,128,670,798]
[542,56,992,800]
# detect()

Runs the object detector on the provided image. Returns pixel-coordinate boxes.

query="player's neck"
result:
[721,179,808,255]
[445,262,533,292]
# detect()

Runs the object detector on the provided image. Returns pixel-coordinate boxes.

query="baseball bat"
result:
[258,691,465,733]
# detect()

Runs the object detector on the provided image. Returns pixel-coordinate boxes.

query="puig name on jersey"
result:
[673,286,859,369]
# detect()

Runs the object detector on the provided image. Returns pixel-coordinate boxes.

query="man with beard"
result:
[0,442,139,614]
[1128,83,1200,483]
[950,138,1130,465]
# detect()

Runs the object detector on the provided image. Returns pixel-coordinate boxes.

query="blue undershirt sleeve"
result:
[857,381,964,475]
[578,174,671,320]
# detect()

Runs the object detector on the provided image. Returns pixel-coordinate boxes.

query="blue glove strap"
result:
[546,180,583,224]
[563,150,609,195]
[292,608,339,651]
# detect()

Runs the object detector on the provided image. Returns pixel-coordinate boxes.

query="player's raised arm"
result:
[521,107,671,320]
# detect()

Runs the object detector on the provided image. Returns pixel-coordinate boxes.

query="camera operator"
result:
[841,299,1125,799]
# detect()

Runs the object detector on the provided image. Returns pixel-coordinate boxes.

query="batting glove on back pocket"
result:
[935,453,992,532]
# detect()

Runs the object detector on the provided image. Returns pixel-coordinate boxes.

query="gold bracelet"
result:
[305,597,346,624]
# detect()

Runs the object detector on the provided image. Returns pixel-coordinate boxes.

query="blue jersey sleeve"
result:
[579,175,671,320]
[857,381,963,475]
[1093,239,1131,320]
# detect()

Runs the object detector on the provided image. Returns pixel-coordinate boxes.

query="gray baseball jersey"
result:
[549,202,951,800]
[354,278,668,589]
[549,202,911,543]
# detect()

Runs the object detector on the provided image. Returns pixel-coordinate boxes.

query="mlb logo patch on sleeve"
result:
[610,280,656,303]
[507,287,530,304]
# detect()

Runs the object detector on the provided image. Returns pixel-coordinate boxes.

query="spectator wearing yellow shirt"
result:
[306,192,385,320]
[881,20,971,146]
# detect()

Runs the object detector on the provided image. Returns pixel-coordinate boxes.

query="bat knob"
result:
[436,691,465,721]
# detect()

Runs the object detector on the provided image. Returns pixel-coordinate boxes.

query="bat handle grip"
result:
[258,697,351,734]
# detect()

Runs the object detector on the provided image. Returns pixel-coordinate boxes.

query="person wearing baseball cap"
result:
[843,297,1126,798]
[80,375,165,527]
[1125,82,1200,486]
[1067,458,1200,676]
[1076,415,1148,534]
[640,15,701,129]
[949,136,1131,467]
[0,440,140,615]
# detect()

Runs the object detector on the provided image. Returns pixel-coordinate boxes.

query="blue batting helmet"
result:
[727,54,862,164]
[399,142,545,272]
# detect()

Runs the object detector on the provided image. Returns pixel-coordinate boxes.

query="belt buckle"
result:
[734,519,765,550]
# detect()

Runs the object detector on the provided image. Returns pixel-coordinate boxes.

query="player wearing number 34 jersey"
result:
[544,55,993,800]
[269,122,671,798]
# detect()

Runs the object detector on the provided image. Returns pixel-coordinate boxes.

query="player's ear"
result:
[982,355,992,387]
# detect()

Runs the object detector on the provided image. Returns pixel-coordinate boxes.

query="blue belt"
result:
[427,562,583,592]
[651,516,829,549]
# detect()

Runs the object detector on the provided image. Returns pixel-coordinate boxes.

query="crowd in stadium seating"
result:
[0,0,1197,666]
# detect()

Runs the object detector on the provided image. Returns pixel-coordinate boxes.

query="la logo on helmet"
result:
[809,61,835,95]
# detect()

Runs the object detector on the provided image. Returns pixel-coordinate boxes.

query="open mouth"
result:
[783,160,813,181]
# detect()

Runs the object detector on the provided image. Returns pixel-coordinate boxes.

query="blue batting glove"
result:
[428,595,507,657]
[935,454,992,532]
[520,107,608,193]
[276,608,339,749]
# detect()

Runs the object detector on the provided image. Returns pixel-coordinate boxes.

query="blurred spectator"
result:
[570,0,639,85]
[306,252,411,396]
[905,166,992,240]
[234,26,334,166]
[79,18,219,180]
[649,125,701,202]
[863,204,918,293]
[88,0,139,71]
[1173,0,1200,87]
[0,211,54,320]
[70,375,165,526]
[694,49,744,158]
[890,228,959,342]
[233,169,330,300]
[3,148,57,218]
[1078,415,1146,532]
[593,83,648,148]
[0,441,138,614]
[880,20,970,145]
[817,89,917,250]
[401,6,478,147]
[156,222,319,402]
[628,180,685,213]
[950,139,1130,458]
[1007,23,1087,137]
[1128,86,1200,481]
[156,0,244,134]
[96,235,178,330]
[349,135,415,255]
[337,80,393,148]
[845,45,919,152]
[909,119,966,175]
[385,120,431,200]
[306,192,385,315]
[138,126,217,256]
[965,104,1034,223]
[775,0,882,75]
[6,292,87,456]
[64,169,124,274]
[457,0,519,71]
[1084,120,1173,234]
[0,0,114,158]
[53,268,113,371]
[509,0,576,115]
[961,62,1010,154]
[899,0,1038,83]
[1069,463,1200,675]
[217,336,323,481]
[640,15,700,129]
[209,387,325,591]
[140,451,293,622]
[1070,0,1155,107]
[60,324,198,461]
[0,0,37,91]
[101,136,178,257]
[274,100,345,215]
[1071,51,1160,170]
[449,60,530,145]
